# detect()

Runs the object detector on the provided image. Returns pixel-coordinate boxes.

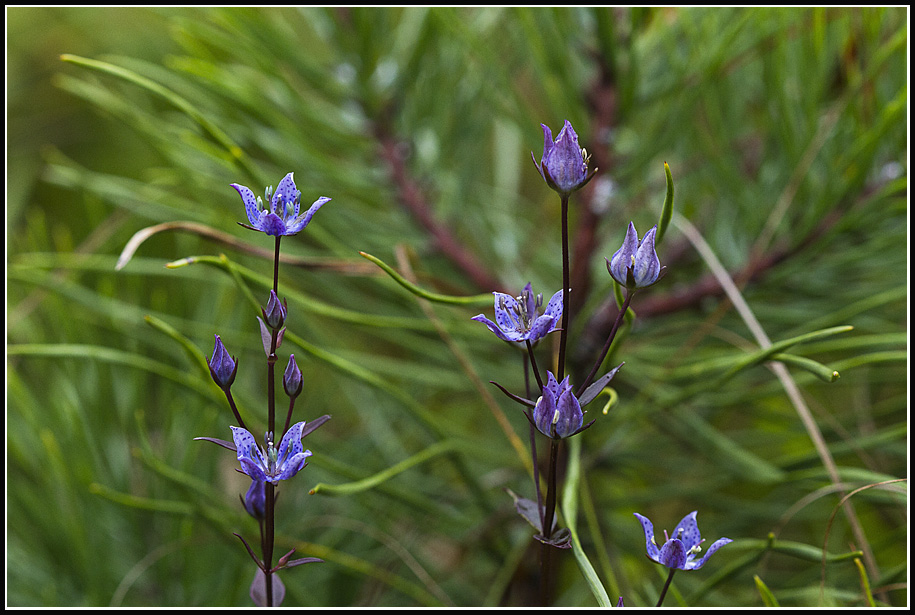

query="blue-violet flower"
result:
[284,354,303,399]
[606,222,663,290]
[232,172,331,237]
[532,371,584,439]
[262,289,287,330]
[231,421,312,484]
[244,477,266,520]
[633,511,732,571]
[208,334,237,391]
[532,120,593,196]
[472,283,563,344]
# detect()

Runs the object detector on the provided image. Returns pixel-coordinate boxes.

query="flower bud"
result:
[283,354,303,399]
[532,372,583,439]
[262,290,287,330]
[532,120,594,196]
[208,334,237,391]
[606,223,663,290]
[243,477,266,520]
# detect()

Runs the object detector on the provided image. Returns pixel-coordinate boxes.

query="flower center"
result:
[499,288,543,334]
[264,431,280,475]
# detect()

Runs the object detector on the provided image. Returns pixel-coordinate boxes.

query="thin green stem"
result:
[656,567,677,607]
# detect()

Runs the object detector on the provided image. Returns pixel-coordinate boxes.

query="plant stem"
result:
[539,438,561,606]
[525,340,544,391]
[541,438,560,544]
[263,235,282,606]
[282,396,296,437]
[576,290,633,396]
[557,195,571,379]
[656,567,677,607]
[224,389,247,431]
[523,353,544,529]
[264,483,276,606]
[272,236,281,293]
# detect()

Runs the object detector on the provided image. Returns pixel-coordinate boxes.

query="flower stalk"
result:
[557,194,572,380]
[196,172,329,606]
[657,567,677,607]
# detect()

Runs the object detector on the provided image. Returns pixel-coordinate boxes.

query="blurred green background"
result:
[6,7,908,607]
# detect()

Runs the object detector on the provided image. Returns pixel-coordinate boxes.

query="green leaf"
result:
[753,575,780,607]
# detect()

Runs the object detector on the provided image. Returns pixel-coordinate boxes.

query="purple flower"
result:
[231,421,312,484]
[606,223,663,290]
[283,354,303,399]
[232,172,331,237]
[532,371,585,439]
[633,511,732,571]
[262,289,287,330]
[208,334,237,391]
[243,477,266,520]
[472,283,563,344]
[532,120,594,196]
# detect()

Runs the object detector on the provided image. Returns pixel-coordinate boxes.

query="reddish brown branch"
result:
[573,208,846,365]
[375,126,504,294]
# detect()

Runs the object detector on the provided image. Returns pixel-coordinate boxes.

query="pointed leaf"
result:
[506,488,544,533]
[579,363,624,406]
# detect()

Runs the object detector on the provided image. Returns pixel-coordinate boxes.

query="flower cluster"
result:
[475,121,732,605]
[194,172,332,606]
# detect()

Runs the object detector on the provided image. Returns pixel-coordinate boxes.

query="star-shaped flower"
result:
[472,283,563,344]
[633,511,732,571]
[231,421,312,484]
[232,172,331,237]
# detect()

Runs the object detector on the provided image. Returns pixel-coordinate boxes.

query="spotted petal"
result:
[632,226,661,288]
[634,513,661,561]
[528,290,563,340]
[658,539,688,569]
[231,426,268,481]
[672,511,702,551]
[259,213,288,236]
[232,183,262,227]
[272,172,298,216]
[274,421,312,482]
[688,537,733,570]
[286,196,331,235]
[471,314,512,342]
[609,222,639,285]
